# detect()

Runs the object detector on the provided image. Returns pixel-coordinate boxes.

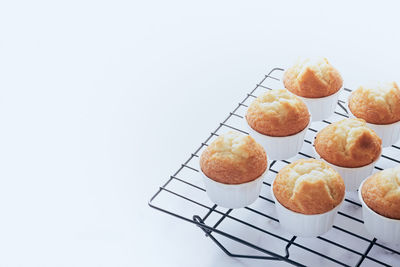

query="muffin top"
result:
[362,166,400,219]
[283,57,343,98]
[273,159,345,215]
[349,82,400,125]
[246,89,310,137]
[200,131,267,184]
[315,118,382,168]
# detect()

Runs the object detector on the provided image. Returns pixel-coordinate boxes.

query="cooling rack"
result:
[148,67,400,267]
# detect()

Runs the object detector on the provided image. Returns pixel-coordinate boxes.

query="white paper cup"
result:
[200,168,268,209]
[246,118,311,160]
[313,145,380,191]
[358,179,400,244]
[365,122,400,148]
[296,88,342,122]
[347,106,400,147]
[271,182,343,237]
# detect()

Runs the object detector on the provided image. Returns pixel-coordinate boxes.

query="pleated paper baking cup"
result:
[347,106,400,147]
[358,179,400,244]
[246,118,311,161]
[296,88,342,122]
[313,145,380,191]
[200,168,268,209]
[271,181,343,237]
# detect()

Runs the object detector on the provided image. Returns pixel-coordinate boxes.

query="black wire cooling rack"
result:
[148,68,400,267]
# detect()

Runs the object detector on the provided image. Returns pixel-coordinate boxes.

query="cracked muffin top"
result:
[273,159,345,214]
[283,57,343,98]
[361,166,400,219]
[315,118,382,168]
[246,89,310,137]
[349,82,400,125]
[200,131,268,184]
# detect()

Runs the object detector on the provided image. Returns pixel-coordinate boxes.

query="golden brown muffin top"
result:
[362,166,400,219]
[200,131,267,184]
[349,82,400,124]
[246,89,310,137]
[283,57,343,98]
[273,159,345,215]
[315,118,382,168]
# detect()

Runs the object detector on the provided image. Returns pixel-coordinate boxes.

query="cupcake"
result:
[272,159,345,237]
[245,89,310,160]
[359,166,400,244]
[283,57,343,121]
[200,131,268,208]
[314,118,382,191]
[348,82,400,147]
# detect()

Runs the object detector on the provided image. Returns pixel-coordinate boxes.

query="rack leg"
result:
[285,236,297,258]
[193,215,282,261]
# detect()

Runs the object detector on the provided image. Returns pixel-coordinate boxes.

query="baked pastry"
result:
[349,82,400,125]
[283,57,343,98]
[246,89,310,137]
[200,131,267,184]
[273,159,345,214]
[314,119,382,168]
[315,118,382,168]
[361,166,400,219]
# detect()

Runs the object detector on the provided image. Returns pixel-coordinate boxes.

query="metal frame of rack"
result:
[148,68,400,267]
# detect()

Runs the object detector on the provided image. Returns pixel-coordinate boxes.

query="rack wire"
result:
[148,68,400,266]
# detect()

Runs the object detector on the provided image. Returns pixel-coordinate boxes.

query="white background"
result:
[0,0,400,266]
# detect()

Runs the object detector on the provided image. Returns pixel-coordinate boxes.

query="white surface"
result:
[1,0,400,266]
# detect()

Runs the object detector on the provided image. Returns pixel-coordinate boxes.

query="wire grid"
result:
[149,68,400,267]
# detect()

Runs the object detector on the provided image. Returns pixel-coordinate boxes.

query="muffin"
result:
[200,131,268,208]
[348,82,400,148]
[361,166,400,219]
[349,82,400,125]
[246,89,310,137]
[273,159,345,215]
[315,118,382,168]
[283,57,343,98]
[200,131,267,184]
[358,167,400,243]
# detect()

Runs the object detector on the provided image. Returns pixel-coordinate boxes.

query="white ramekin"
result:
[358,179,400,244]
[200,167,268,209]
[347,106,400,147]
[271,181,343,237]
[313,145,380,191]
[296,88,342,122]
[246,118,311,161]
